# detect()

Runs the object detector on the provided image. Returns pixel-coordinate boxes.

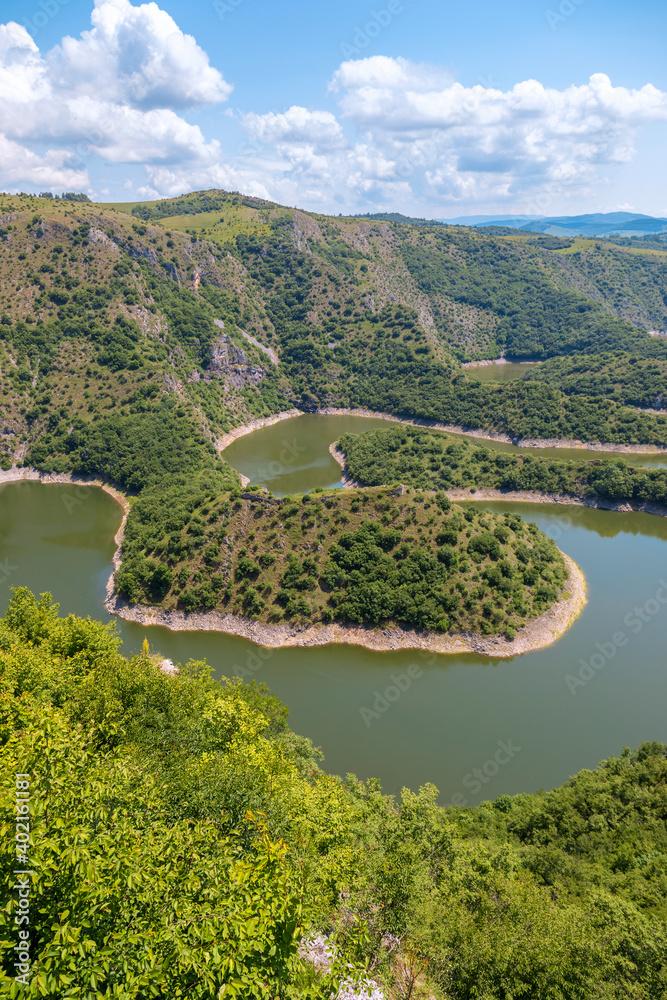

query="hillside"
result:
[2,590,667,998]
[115,483,568,640]
[2,188,667,487]
[520,351,667,409]
[338,424,667,508]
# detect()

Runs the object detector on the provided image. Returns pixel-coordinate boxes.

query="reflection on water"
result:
[1,429,667,804]
[222,414,391,495]
[223,414,667,486]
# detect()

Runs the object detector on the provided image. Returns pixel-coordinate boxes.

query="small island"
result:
[108,484,585,655]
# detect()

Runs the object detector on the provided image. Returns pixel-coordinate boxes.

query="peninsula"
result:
[107,482,584,655]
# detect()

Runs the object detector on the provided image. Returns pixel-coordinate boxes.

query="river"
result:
[1,413,666,805]
[465,361,539,382]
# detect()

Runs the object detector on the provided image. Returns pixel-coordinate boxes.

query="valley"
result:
[3,187,667,998]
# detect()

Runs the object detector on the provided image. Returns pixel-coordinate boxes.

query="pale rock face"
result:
[160,658,178,676]
[207,332,265,388]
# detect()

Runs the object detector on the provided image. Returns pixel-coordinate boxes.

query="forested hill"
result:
[2,589,667,997]
[1,188,667,488]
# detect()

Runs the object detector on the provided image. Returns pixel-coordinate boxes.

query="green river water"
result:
[465,361,539,382]
[1,413,666,805]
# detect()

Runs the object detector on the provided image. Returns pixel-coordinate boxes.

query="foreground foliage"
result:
[1,591,667,997]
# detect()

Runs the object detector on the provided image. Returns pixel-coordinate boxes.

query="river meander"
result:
[1,413,666,805]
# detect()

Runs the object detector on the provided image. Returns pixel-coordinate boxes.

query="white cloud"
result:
[0,4,665,216]
[59,98,222,164]
[233,61,667,213]
[0,23,48,106]
[49,0,232,110]
[330,56,454,99]
[0,1,233,192]
[0,134,88,190]
[141,163,274,201]
[242,107,344,149]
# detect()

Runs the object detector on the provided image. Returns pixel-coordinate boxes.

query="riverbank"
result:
[446,487,667,518]
[218,407,667,458]
[105,551,586,657]
[217,409,303,452]
[217,406,667,456]
[0,466,130,517]
[0,467,132,607]
[316,407,667,454]
[329,444,667,519]
[460,358,539,369]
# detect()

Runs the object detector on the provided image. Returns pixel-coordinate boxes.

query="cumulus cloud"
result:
[49,0,232,110]
[0,4,665,215]
[140,163,273,201]
[242,107,344,150]
[0,134,88,189]
[236,60,667,212]
[0,0,232,193]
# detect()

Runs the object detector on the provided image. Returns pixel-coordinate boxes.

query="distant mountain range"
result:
[439,212,667,238]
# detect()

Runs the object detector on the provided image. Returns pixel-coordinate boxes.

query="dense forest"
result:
[338,424,667,507]
[520,351,667,410]
[400,228,651,359]
[117,485,567,640]
[2,590,666,998]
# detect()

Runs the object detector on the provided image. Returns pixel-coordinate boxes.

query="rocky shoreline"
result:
[0,463,587,656]
[217,409,303,452]
[460,358,539,369]
[316,407,667,455]
[105,551,586,657]
[217,406,667,457]
[328,444,667,519]
[0,466,130,517]
[445,488,667,518]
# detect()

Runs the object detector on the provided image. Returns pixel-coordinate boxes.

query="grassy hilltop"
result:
[118,485,567,639]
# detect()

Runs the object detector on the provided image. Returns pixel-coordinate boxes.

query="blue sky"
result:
[1,0,666,217]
